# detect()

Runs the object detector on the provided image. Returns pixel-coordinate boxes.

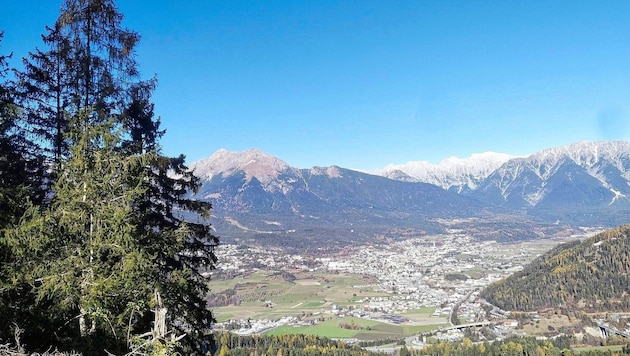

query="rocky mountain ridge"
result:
[374,151,514,193]
[191,150,496,244]
[188,141,630,245]
[468,141,630,217]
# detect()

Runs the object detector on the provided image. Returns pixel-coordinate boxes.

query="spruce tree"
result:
[5,111,155,351]
[0,33,24,228]
[121,81,217,347]
[5,0,219,352]
[0,31,48,345]
[14,24,72,166]
[0,32,46,230]
[15,0,149,166]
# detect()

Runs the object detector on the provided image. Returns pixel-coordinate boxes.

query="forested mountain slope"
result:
[481,224,630,311]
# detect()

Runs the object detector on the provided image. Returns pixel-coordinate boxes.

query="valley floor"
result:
[208,232,582,343]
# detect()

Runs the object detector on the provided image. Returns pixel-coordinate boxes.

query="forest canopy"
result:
[481,224,630,312]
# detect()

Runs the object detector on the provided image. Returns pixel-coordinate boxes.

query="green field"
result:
[265,317,447,340]
[208,270,448,340]
[208,270,389,320]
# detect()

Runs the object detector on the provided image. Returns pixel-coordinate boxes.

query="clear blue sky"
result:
[2,1,630,170]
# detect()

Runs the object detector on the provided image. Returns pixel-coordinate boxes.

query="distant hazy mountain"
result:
[374,152,514,193]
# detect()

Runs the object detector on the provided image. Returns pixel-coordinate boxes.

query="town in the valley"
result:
[207,228,620,347]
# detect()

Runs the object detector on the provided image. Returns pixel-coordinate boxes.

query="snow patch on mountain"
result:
[310,166,343,179]
[375,152,514,191]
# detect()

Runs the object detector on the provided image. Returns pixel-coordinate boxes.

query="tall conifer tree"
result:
[14,24,72,165]
[0,33,45,229]
[0,31,49,346]
[5,112,155,351]
[5,1,219,352]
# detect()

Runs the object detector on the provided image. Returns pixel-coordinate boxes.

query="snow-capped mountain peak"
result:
[476,141,630,209]
[375,152,514,192]
[528,141,630,170]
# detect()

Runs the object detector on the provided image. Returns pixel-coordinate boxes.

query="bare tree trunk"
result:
[153,289,167,342]
[79,307,88,337]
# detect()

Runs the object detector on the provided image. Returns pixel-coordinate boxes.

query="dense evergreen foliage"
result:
[418,336,586,356]
[212,332,382,356]
[0,32,46,231]
[482,224,630,311]
[0,1,217,354]
[209,334,600,356]
[0,31,50,351]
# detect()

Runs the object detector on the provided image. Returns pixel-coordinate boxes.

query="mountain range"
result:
[374,151,515,193]
[189,141,630,246]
